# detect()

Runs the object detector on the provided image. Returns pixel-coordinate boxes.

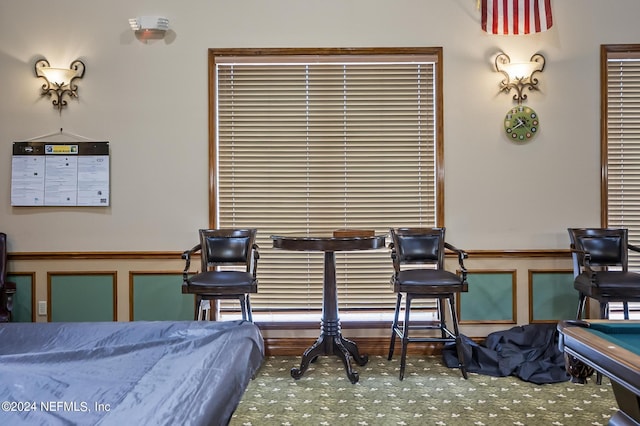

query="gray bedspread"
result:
[0,320,264,426]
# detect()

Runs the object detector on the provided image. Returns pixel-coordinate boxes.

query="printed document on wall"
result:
[11,141,110,207]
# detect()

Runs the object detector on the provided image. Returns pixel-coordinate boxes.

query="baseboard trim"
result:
[264,337,454,357]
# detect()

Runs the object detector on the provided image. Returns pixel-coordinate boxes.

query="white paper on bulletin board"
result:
[11,141,110,206]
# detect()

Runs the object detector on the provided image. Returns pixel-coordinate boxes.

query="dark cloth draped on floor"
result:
[442,323,570,384]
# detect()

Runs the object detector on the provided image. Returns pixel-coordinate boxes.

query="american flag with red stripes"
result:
[481,0,553,35]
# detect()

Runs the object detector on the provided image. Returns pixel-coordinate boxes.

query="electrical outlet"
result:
[38,301,47,316]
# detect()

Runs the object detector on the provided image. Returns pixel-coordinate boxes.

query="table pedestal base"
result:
[270,238,385,385]
[291,331,368,384]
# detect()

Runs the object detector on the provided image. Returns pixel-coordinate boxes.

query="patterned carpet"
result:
[230,355,618,426]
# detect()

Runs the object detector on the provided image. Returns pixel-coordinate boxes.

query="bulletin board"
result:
[11,141,110,206]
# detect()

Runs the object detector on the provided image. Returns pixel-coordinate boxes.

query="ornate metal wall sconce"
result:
[34,58,85,111]
[495,52,545,104]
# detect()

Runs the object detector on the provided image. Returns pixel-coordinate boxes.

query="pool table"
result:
[557,320,640,426]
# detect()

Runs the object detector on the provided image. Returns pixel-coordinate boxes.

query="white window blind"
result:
[604,46,640,319]
[210,48,442,314]
[605,47,640,271]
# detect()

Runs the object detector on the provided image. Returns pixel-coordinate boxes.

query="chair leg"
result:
[399,295,412,381]
[5,291,13,322]
[0,291,11,323]
[388,293,402,360]
[245,295,253,323]
[198,299,212,321]
[448,296,460,336]
[600,302,608,320]
[194,295,202,320]
[239,295,254,322]
[448,295,467,379]
[593,302,613,385]
[438,298,447,339]
[576,294,587,320]
[239,295,248,321]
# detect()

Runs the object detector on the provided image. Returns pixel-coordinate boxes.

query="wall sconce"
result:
[129,16,169,39]
[34,58,85,111]
[495,52,545,104]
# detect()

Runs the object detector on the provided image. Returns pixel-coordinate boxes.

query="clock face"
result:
[504,106,539,142]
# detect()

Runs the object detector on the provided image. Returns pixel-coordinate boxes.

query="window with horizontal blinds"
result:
[209,48,443,315]
[604,46,640,319]
[604,46,640,271]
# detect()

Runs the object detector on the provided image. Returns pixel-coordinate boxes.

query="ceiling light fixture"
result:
[128,16,169,34]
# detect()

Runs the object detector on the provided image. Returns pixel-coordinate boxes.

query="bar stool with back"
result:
[182,228,259,322]
[387,227,469,380]
[567,227,640,384]
[568,227,640,321]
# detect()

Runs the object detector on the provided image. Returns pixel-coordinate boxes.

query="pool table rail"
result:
[558,320,640,426]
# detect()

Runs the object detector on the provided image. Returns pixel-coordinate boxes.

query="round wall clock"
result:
[504,105,539,142]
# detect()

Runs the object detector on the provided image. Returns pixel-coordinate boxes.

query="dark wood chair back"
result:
[390,227,446,270]
[199,228,257,274]
[568,228,629,274]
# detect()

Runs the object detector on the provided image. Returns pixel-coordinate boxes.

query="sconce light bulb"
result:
[503,62,541,82]
[39,68,76,87]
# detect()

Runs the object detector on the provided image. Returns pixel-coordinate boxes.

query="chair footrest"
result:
[402,336,457,344]
[395,322,447,330]
[392,326,457,341]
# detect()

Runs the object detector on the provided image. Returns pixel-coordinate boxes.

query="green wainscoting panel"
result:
[7,273,33,322]
[530,270,576,323]
[459,271,515,323]
[131,273,193,321]
[49,273,116,322]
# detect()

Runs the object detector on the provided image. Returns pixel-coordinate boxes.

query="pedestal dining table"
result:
[271,231,387,384]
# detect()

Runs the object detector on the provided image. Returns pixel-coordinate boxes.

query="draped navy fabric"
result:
[0,320,264,425]
[443,324,570,384]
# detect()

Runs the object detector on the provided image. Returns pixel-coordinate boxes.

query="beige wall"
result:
[2,0,640,253]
